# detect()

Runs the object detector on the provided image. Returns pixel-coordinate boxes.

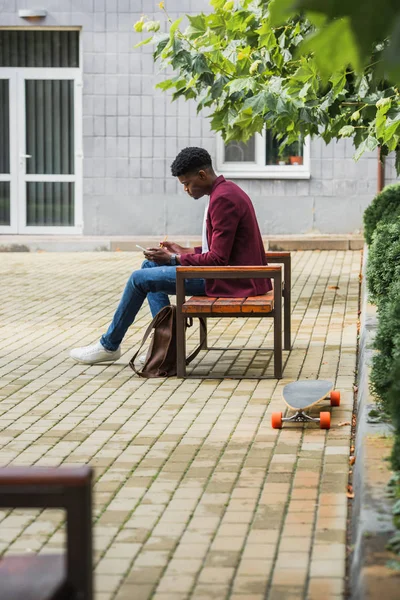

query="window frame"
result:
[216,130,311,179]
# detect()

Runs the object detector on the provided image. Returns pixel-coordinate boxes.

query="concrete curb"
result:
[0,234,364,253]
[350,246,400,599]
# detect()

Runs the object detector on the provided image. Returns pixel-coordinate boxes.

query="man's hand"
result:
[144,247,173,265]
[161,241,194,254]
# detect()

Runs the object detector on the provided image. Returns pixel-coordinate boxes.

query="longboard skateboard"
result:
[271,380,340,430]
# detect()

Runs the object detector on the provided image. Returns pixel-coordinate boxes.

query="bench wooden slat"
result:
[0,554,67,600]
[242,292,274,314]
[212,298,245,313]
[182,296,216,314]
[182,292,274,316]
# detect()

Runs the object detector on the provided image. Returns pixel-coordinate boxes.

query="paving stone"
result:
[0,250,360,599]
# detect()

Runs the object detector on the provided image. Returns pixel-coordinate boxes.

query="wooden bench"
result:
[176,252,291,379]
[0,465,93,600]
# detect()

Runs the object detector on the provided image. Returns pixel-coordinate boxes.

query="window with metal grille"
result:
[0,30,79,68]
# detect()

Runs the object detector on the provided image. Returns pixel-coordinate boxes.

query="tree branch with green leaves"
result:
[134,0,400,172]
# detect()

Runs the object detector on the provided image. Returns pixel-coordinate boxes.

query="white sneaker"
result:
[70,341,121,365]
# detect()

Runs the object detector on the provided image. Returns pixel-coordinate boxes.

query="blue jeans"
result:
[100,260,206,351]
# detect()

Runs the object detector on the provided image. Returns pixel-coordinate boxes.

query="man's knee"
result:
[129,267,154,293]
[141,259,158,270]
[129,265,172,295]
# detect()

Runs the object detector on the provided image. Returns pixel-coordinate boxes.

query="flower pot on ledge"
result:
[289,156,303,165]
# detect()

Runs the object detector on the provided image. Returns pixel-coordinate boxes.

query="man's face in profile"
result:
[178,170,208,199]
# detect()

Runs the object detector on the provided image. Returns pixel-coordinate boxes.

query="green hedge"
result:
[363,183,400,246]
[366,203,400,472]
[387,357,400,472]
[370,280,400,414]
[366,218,400,306]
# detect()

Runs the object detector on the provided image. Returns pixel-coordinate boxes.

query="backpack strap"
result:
[129,309,201,377]
[129,315,160,377]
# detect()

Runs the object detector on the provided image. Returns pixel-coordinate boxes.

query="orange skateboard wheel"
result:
[330,390,341,406]
[320,411,331,429]
[271,412,283,429]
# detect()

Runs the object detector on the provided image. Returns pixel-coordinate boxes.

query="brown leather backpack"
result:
[129,306,178,378]
[129,306,205,378]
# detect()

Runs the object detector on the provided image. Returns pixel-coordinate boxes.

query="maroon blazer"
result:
[180,176,272,297]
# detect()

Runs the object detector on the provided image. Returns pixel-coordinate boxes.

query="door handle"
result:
[20,154,32,159]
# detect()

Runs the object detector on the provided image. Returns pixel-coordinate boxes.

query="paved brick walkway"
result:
[0,250,361,600]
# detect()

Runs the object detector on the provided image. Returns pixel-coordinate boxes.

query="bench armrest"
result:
[265,251,291,258]
[176,265,282,279]
[265,251,291,264]
[0,466,92,488]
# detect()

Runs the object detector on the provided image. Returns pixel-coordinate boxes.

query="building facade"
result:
[0,0,398,237]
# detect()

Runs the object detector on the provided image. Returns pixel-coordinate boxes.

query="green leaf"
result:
[186,14,207,38]
[383,109,400,144]
[269,0,296,26]
[366,135,379,151]
[297,18,361,79]
[330,72,347,97]
[298,0,399,71]
[192,54,212,76]
[227,77,257,93]
[156,78,186,91]
[394,149,400,175]
[243,91,276,114]
[170,17,183,39]
[134,19,144,33]
[384,15,400,85]
[355,134,379,160]
[153,35,170,60]
[170,48,192,70]
[255,22,278,49]
[210,76,229,99]
[210,0,225,9]
[339,125,355,137]
[134,36,153,49]
[354,139,367,160]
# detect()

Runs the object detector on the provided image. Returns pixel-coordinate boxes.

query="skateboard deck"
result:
[283,380,333,410]
[271,380,340,429]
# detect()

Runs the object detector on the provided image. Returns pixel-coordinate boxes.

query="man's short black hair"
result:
[171,147,213,177]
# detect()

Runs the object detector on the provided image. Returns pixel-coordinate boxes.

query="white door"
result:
[0,31,82,234]
[0,72,17,233]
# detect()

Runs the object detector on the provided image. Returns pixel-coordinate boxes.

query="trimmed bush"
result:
[366,218,400,306]
[386,357,400,472]
[363,183,400,246]
[370,279,400,412]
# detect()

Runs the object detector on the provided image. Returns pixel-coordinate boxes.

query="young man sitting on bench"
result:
[70,146,271,364]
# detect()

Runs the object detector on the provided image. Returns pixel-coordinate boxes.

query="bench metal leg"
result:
[199,317,207,350]
[176,314,186,378]
[66,484,93,600]
[274,277,283,379]
[283,258,292,351]
[274,316,283,379]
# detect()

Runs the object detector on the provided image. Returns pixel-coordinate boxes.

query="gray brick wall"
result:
[1,0,399,234]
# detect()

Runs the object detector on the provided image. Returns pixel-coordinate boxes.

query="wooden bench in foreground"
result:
[0,465,93,600]
[176,252,291,379]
